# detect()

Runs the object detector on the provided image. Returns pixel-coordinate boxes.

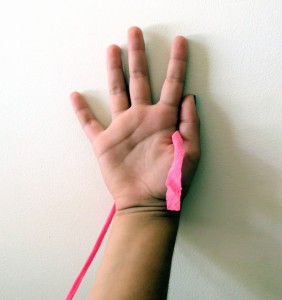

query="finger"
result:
[160,36,187,107]
[107,45,129,119]
[70,92,104,143]
[179,95,200,163]
[128,26,151,105]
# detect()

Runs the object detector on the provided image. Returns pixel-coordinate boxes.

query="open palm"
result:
[70,27,200,211]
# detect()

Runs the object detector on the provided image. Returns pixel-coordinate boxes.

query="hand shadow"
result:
[179,36,281,299]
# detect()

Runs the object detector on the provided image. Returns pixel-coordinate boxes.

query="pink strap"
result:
[66,131,184,299]
[66,204,116,300]
[165,131,185,211]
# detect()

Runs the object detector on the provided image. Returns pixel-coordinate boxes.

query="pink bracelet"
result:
[66,131,184,299]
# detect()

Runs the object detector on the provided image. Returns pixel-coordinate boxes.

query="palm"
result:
[71,27,200,211]
[95,104,177,205]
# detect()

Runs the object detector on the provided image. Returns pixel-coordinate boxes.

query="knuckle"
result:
[194,116,200,126]
[130,69,148,79]
[187,146,201,164]
[109,85,126,95]
[77,108,92,125]
[165,74,184,84]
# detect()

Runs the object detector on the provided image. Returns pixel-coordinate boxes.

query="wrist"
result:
[90,201,180,300]
[114,201,180,230]
[114,194,180,219]
[114,193,170,211]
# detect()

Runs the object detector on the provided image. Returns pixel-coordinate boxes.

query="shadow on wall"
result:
[174,35,281,299]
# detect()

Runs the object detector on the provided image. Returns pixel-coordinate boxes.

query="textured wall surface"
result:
[1,1,282,299]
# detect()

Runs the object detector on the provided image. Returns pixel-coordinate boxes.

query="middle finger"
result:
[128,27,151,105]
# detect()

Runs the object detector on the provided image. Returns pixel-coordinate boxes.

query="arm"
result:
[87,209,180,300]
[70,26,200,300]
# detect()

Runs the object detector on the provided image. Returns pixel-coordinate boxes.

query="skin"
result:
[70,26,200,300]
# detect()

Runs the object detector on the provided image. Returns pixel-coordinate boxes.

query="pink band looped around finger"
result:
[165,131,185,211]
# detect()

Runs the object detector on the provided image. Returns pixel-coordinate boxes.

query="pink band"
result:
[66,204,116,300]
[165,131,185,211]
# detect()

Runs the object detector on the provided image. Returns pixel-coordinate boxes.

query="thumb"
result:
[179,94,200,164]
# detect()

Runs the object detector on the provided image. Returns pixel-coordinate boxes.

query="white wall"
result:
[1,0,281,299]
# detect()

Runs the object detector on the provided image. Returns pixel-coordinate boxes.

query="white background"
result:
[1,1,282,299]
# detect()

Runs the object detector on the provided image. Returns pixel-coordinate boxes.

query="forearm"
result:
[88,206,180,300]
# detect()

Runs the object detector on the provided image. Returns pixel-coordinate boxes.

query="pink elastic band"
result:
[66,204,116,300]
[66,131,184,299]
[165,131,185,211]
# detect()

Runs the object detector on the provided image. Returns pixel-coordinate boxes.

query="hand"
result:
[70,27,200,211]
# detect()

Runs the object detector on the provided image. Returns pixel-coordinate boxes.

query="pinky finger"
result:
[70,92,104,143]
